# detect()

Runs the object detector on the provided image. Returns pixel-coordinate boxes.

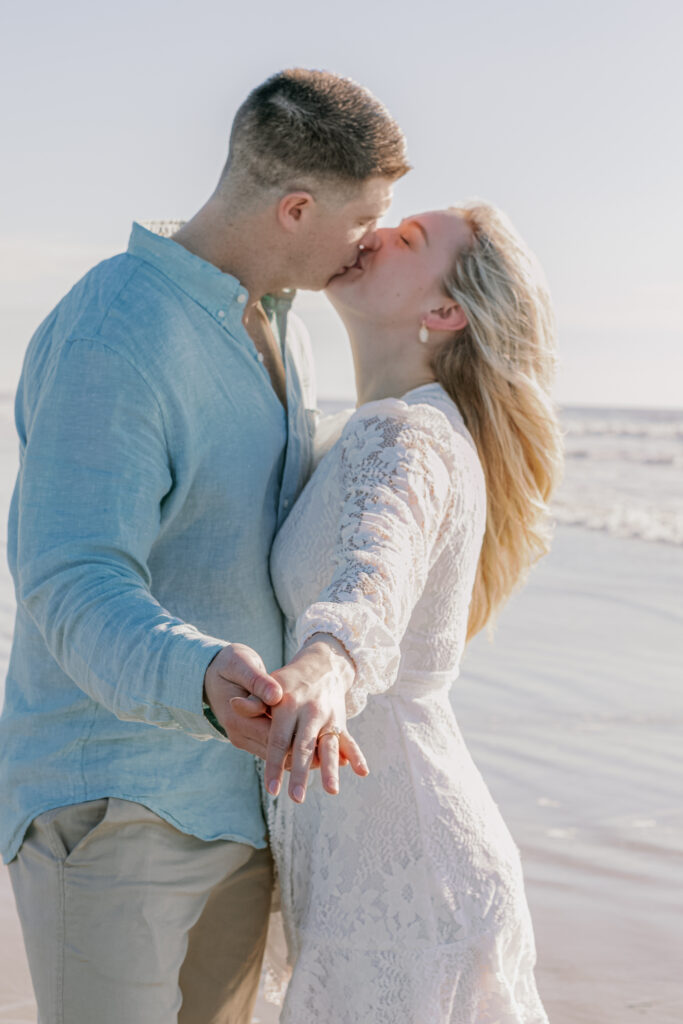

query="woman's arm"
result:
[297,400,459,715]
[262,399,462,802]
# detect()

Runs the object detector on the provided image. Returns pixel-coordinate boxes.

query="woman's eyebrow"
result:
[405,219,429,245]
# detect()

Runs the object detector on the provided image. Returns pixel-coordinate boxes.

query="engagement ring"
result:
[319,726,342,740]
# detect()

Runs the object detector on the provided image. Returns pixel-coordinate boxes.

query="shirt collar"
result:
[127,222,296,317]
[262,290,297,316]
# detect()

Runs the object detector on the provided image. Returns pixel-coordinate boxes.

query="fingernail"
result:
[326,778,338,793]
[265,685,279,703]
[267,779,279,796]
[293,785,305,802]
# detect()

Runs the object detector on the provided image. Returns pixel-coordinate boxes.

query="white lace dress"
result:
[266,383,549,1024]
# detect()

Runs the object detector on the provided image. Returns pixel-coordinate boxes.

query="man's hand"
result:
[203,643,283,758]
[261,634,369,804]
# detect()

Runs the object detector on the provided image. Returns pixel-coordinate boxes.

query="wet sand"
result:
[453,526,683,1023]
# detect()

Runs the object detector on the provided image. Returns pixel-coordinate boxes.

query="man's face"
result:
[297,177,393,290]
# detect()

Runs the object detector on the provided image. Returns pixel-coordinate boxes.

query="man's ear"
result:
[424,302,468,333]
[276,192,315,233]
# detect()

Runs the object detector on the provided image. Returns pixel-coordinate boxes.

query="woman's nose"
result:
[360,229,382,252]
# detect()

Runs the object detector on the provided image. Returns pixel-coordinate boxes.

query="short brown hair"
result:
[223,68,410,193]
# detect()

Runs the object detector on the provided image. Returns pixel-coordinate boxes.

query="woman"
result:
[261,200,562,1021]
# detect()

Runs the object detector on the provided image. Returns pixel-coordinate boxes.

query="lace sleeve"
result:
[296,398,462,717]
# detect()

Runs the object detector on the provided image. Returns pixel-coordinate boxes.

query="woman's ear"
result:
[277,192,315,233]
[424,302,468,333]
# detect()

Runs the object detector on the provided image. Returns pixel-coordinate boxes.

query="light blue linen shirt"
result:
[0,223,316,863]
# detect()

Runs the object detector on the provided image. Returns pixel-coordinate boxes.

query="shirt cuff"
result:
[163,636,230,741]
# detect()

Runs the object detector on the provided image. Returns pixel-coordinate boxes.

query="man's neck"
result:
[172,196,281,303]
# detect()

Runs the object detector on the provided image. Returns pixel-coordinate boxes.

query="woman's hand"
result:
[261,634,368,803]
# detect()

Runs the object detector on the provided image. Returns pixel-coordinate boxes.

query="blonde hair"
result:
[432,201,564,640]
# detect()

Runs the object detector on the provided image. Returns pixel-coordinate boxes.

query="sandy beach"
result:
[1,384,682,1022]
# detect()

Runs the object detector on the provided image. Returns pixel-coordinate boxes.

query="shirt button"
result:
[217,309,226,319]
[237,293,246,304]
[257,352,265,363]
[283,498,290,509]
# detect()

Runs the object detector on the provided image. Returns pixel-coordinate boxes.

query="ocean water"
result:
[555,405,683,546]
[2,393,682,548]
[320,399,683,548]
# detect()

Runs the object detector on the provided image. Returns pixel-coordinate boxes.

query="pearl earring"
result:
[418,322,429,344]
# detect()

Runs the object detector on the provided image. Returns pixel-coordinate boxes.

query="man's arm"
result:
[16,338,280,739]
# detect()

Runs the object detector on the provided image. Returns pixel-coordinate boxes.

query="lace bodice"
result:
[271,383,487,715]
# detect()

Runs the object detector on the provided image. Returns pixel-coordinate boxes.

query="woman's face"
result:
[325,208,471,327]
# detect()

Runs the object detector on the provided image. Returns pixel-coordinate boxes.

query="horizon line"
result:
[1,390,682,416]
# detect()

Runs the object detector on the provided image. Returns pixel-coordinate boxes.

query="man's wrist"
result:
[201,645,229,734]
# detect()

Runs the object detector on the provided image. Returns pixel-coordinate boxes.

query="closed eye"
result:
[399,219,429,247]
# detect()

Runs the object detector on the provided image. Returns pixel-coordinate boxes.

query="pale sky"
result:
[1,0,681,406]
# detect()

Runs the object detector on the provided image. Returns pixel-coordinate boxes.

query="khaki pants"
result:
[8,798,273,1024]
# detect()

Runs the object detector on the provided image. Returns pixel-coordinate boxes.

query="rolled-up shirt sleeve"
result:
[15,337,226,740]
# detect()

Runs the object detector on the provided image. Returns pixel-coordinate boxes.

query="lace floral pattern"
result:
[267,384,549,1023]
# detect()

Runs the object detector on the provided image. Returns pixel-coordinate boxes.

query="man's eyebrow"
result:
[405,219,429,245]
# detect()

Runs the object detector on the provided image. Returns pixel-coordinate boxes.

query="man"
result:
[1,69,408,1023]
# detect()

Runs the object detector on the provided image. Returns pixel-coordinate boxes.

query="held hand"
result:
[203,643,283,759]
[229,695,322,774]
[264,634,369,803]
